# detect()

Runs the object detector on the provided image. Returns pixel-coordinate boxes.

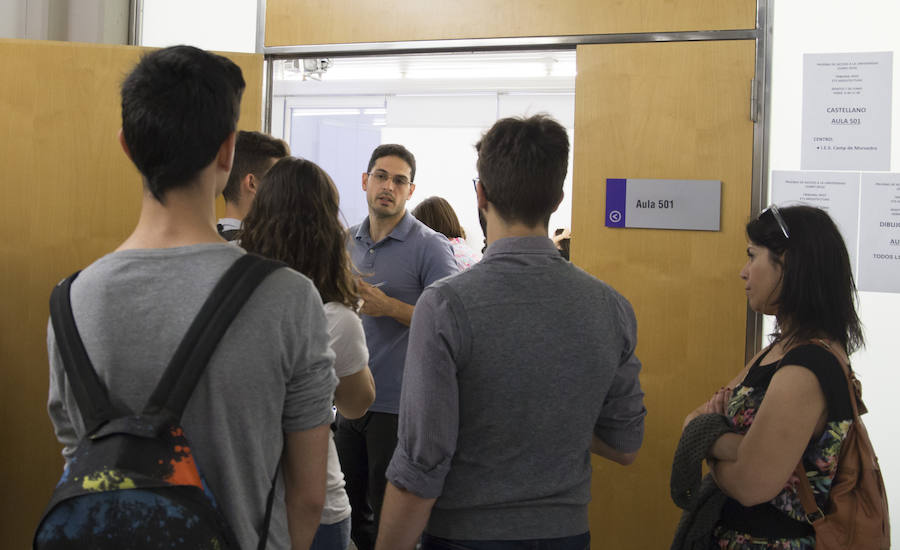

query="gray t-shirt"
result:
[46,244,337,550]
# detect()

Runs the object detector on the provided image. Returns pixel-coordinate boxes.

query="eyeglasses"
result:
[760,204,790,239]
[368,170,411,187]
[472,177,489,200]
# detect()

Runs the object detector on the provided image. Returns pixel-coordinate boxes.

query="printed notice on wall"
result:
[801,51,892,171]
[858,173,900,293]
[771,171,861,274]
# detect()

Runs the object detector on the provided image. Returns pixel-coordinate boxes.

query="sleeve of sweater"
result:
[670,413,735,509]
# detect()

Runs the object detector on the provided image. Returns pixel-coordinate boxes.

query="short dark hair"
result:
[222,131,289,204]
[412,196,466,239]
[367,144,416,182]
[476,114,568,227]
[240,157,359,309]
[747,205,864,353]
[121,45,245,202]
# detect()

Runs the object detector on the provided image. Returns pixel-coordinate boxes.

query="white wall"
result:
[0,0,27,39]
[140,0,257,53]
[769,2,899,541]
[276,90,575,252]
[0,0,128,43]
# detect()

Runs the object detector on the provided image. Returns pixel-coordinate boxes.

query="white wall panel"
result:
[769,4,899,541]
[141,0,257,53]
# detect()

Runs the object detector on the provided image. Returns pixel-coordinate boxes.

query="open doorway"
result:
[270,50,576,252]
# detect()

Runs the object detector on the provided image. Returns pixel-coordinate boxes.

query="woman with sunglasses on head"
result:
[241,157,376,550]
[678,205,863,549]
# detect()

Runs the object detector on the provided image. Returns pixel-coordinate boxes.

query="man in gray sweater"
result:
[376,114,647,550]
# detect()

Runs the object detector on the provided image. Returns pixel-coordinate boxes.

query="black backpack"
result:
[34,253,284,550]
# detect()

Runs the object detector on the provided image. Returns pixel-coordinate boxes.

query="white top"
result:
[321,302,369,524]
[216,217,241,232]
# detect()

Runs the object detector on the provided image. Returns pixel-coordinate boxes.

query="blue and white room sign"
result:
[605,178,722,231]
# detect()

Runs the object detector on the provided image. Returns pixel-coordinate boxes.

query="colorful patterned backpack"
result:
[34,253,283,550]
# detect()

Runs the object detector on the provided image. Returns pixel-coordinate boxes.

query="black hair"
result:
[475,114,569,227]
[121,45,245,202]
[222,131,289,204]
[367,144,416,182]
[746,205,864,353]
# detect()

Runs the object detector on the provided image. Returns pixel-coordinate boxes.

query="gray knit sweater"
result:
[670,413,736,550]
[387,236,647,540]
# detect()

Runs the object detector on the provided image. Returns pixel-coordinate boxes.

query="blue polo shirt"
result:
[348,211,459,414]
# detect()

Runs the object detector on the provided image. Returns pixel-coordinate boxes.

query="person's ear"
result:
[117,129,133,161]
[216,131,237,172]
[244,173,258,196]
[362,172,369,191]
[408,182,416,199]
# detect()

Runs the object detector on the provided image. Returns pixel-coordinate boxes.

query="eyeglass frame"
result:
[472,177,489,201]
[367,169,412,187]
[760,204,790,239]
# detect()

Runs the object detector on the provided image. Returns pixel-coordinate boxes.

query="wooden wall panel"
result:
[0,39,262,548]
[572,41,756,548]
[265,0,755,47]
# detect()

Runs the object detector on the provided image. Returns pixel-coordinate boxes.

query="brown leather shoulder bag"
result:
[793,340,890,549]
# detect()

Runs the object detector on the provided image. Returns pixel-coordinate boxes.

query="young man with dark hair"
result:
[337,143,458,550]
[46,45,336,549]
[376,114,647,550]
[217,130,289,241]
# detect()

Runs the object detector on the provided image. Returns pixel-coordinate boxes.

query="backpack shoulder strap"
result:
[144,253,284,418]
[49,272,119,434]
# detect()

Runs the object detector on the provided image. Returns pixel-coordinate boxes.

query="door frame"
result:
[253,0,773,361]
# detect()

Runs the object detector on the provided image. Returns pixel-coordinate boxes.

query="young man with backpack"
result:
[43,46,337,549]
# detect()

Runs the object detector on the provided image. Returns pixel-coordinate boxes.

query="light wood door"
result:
[572,40,756,548]
[265,0,754,47]
[0,39,262,550]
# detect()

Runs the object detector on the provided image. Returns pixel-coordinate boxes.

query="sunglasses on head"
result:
[760,204,790,239]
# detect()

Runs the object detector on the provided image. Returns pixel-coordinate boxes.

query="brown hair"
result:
[411,196,466,239]
[475,114,568,227]
[240,157,359,309]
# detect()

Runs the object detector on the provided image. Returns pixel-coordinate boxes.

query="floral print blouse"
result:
[713,344,853,549]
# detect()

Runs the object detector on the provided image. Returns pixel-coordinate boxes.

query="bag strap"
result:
[50,254,284,430]
[791,338,863,524]
[144,253,283,418]
[257,464,280,550]
[50,272,118,435]
[794,462,825,524]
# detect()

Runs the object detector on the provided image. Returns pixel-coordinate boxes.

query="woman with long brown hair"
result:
[411,196,482,270]
[241,156,375,550]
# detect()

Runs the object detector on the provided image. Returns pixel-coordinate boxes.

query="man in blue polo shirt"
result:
[337,143,458,550]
